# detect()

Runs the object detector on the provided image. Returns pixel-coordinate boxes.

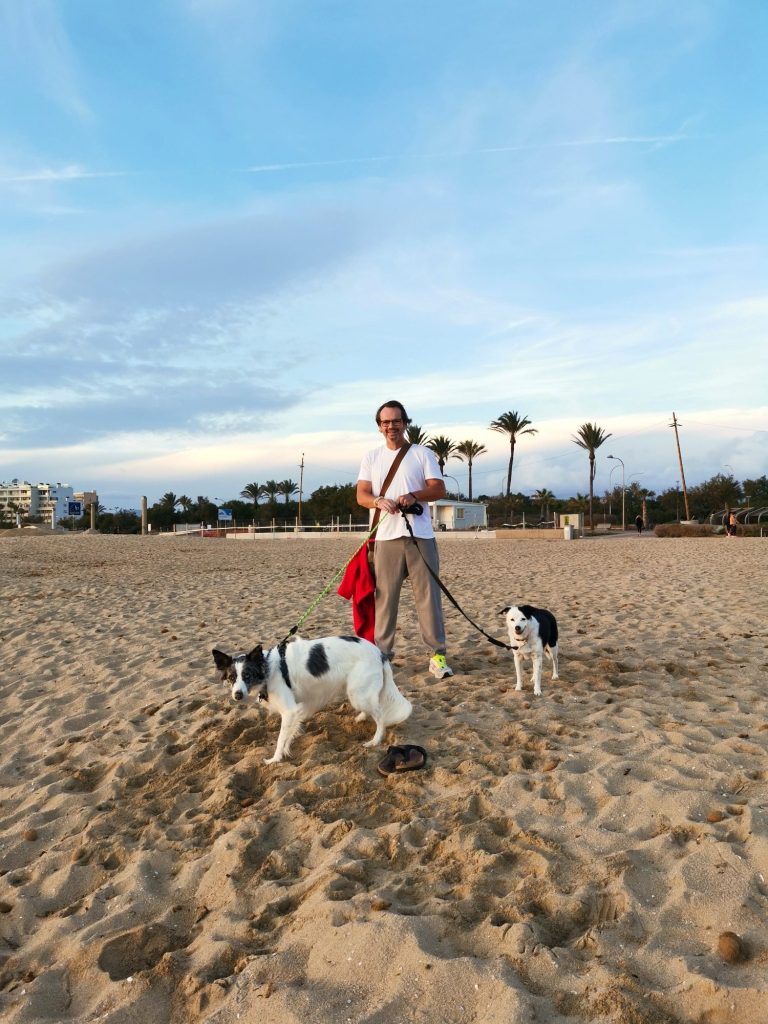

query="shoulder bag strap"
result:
[369,442,412,540]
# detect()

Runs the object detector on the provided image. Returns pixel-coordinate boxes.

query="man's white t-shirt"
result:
[358,444,442,541]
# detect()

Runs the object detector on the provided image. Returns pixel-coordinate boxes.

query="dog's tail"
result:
[380,660,412,727]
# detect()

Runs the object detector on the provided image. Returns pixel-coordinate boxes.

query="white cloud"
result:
[0,165,128,183]
[0,0,91,120]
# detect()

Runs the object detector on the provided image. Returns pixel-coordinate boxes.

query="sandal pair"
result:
[377,744,428,776]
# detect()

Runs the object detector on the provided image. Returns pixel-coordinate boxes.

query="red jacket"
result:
[336,545,376,642]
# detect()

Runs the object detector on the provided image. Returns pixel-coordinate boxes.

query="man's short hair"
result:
[375,400,411,426]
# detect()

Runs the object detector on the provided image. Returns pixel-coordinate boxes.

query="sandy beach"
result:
[1,532,766,1024]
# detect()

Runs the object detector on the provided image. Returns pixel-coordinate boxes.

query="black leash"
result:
[398,507,511,650]
[273,506,511,653]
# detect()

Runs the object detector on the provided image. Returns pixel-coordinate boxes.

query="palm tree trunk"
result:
[506,440,516,496]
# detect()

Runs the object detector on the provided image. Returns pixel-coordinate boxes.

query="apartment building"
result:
[0,479,95,525]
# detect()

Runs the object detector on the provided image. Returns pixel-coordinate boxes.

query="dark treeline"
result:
[39,472,767,534]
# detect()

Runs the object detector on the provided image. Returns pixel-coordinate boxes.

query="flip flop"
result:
[377,744,428,776]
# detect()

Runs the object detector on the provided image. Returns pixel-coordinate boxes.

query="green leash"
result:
[277,514,387,645]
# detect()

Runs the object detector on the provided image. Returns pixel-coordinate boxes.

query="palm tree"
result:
[573,492,590,513]
[241,482,265,508]
[638,487,656,528]
[263,480,280,514]
[278,479,299,504]
[193,495,217,522]
[489,411,538,496]
[532,488,555,522]
[571,422,612,531]
[454,440,488,501]
[158,491,180,511]
[177,495,193,520]
[406,423,431,445]
[427,434,459,474]
[4,499,22,525]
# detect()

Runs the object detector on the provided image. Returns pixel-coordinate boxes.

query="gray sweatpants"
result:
[373,537,446,660]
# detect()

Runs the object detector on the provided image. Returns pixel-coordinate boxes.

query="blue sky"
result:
[1,0,766,509]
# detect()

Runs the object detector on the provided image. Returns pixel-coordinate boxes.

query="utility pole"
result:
[669,413,691,521]
[298,453,305,530]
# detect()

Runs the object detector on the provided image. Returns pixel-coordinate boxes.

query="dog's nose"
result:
[233,691,243,701]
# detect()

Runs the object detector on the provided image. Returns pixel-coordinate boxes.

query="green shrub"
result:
[653,523,715,538]
[738,524,766,537]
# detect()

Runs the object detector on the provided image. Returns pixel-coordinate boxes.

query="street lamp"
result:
[628,474,646,527]
[443,475,460,500]
[607,455,625,531]
[608,463,621,523]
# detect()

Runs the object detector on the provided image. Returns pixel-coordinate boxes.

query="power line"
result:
[684,418,767,433]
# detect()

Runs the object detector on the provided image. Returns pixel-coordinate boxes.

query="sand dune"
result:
[1,533,766,1023]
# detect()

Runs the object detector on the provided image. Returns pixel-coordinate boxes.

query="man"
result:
[356,400,453,678]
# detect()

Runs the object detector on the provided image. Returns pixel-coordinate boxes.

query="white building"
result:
[431,499,488,531]
[0,479,90,525]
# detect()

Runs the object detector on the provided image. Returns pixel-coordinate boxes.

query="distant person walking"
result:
[727,510,738,537]
[635,514,643,535]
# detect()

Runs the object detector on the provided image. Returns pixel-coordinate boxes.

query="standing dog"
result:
[212,635,412,763]
[500,604,560,696]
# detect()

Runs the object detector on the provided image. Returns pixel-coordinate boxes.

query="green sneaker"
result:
[429,654,453,679]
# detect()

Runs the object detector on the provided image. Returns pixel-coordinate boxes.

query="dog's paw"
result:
[533,689,542,697]
[263,754,283,765]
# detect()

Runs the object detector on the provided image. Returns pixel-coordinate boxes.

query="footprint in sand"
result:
[97,923,191,980]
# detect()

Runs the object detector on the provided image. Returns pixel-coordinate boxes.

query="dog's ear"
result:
[246,644,263,662]
[212,649,232,670]
[499,606,510,616]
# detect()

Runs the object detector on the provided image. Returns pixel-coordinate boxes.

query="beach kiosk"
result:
[431,499,488,531]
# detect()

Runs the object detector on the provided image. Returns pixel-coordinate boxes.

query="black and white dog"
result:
[500,605,560,696]
[212,636,412,764]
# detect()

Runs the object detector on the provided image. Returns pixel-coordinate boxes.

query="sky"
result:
[1,0,766,510]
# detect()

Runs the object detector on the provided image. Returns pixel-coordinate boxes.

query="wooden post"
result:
[670,413,691,521]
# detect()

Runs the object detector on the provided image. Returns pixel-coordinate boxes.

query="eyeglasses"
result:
[380,418,403,427]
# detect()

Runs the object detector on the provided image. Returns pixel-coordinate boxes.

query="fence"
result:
[169,518,370,538]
